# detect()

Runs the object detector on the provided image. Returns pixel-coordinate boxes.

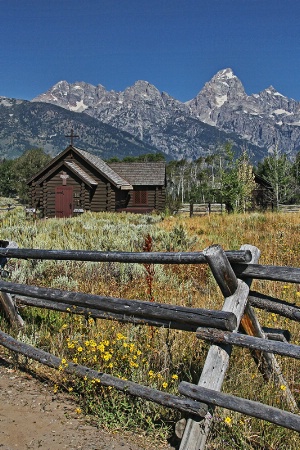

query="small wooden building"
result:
[253,173,273,210]
[27,145,166,218]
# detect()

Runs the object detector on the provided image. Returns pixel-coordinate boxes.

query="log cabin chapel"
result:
[27,142,166,218]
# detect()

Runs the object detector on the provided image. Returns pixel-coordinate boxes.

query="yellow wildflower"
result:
[224,416,232,425]
[97,343,105,353]
[103,352,112,361]
[129,361,139,368]
[116,333,126,340]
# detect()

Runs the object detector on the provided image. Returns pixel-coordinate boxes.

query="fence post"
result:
[0,292,24,327]
[0,240,24,328]
[190,203,194,217]
[239,244,298,411]
[179,244,250,450]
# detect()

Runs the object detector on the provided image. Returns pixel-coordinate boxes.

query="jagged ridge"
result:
[3,68,300,161]
[32,74,272,161]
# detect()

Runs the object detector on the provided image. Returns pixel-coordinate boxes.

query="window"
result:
[133,190,148,205]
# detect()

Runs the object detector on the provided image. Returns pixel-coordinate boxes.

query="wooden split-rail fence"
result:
[179,202,300,216]
[0,241,300,449]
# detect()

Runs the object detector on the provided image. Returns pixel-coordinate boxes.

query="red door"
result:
[55,186,73,217]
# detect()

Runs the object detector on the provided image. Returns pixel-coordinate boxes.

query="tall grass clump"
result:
[0,207,299,448]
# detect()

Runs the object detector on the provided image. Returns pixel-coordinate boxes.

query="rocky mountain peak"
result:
[123,80,163,103]
[186,68,246,125]
[32,81,108,113]
[252,85,300,116]
[265,85,277,92]
[214,67,236,80]
[129,80,155,91]
[207,68,245,94]
[258,85,284,99]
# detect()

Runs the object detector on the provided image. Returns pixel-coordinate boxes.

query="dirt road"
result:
[0,355,174,450]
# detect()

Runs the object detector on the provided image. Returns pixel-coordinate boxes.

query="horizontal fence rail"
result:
[196,327,300,359]
[2,248,300,283]
[179,203,300,215]
[14,295,204,331]
[249,291,300,322]
[0,280,237,331]
[232,263,300,283]
[0,248,252,264]
[178,383,300,433]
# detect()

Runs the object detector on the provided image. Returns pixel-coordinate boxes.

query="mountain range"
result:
[0,97,158,160]
[1,68,300,162]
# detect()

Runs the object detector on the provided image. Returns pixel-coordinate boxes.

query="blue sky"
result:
[1,0,300,102]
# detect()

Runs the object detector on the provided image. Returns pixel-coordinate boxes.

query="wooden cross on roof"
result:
[65,128,79,146]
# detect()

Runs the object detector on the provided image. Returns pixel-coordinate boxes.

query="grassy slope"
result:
[0,207,299,449]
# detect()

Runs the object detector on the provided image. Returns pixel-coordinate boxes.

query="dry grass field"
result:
[0,205,299,449]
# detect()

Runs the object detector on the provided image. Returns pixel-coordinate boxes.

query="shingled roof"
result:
[27,145,165,190]
[74,147,133,190]
[65,161,98,186]
[108,162,166,186]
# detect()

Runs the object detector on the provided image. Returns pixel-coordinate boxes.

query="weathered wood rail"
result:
[0,242,300,449]
[179,202,300,216]
[0,279,238,332]
[179,383,300,433]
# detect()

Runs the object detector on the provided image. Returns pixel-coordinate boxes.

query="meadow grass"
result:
[0,206,300,448]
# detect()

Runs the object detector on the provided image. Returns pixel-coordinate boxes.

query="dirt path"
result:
[0,355,175,450]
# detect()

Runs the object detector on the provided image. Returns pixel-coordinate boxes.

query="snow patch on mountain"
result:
[215,94,228,107]
[69,100,88,112]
